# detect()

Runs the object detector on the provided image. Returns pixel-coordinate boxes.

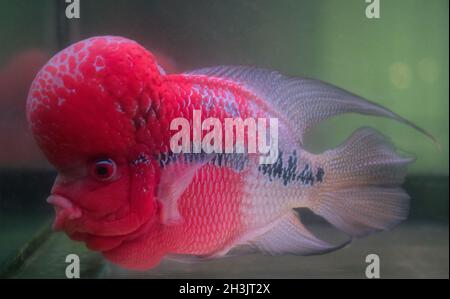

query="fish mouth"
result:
[47,195,82,231]
[46,194,153,252]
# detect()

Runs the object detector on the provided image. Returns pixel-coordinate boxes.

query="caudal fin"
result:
[309,127,413,238]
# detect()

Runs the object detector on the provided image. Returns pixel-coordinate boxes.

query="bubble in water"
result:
[389,62,412,90]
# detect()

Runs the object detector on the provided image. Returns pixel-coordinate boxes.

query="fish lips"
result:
[46,194,82,231]
[46,194,152,252]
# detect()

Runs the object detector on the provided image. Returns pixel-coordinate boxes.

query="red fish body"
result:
[26,36,434,270]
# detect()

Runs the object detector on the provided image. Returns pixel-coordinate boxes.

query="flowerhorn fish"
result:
[26,36,435,270]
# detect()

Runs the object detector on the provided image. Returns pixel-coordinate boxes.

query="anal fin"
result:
[247,212,350,256]
[164,212,348,263]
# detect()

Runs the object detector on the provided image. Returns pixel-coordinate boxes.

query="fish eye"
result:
[91,159,116,181]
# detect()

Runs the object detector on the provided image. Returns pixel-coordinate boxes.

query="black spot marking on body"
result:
[157,152,249,172]
[258,151,325,186]
[316,167,325,183]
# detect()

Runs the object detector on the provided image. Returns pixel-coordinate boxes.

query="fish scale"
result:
[165,165,246,255]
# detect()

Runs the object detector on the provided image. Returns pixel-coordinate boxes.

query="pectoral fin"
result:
[157,155,214,225]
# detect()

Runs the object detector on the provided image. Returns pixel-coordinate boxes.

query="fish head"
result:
[26,36,168,251]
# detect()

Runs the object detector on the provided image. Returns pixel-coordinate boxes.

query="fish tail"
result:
[308,127,413,238]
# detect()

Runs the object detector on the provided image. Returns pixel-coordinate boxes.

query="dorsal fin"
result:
[187,66,438,147]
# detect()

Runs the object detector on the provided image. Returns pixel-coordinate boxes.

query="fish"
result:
[26,36,435,270]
